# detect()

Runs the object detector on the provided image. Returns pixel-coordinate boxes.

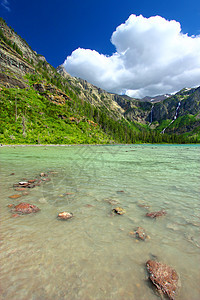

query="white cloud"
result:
[1,0,10,11]
[63,14,200,98]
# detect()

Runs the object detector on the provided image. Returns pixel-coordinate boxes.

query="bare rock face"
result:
[146,260,179,300]
[14,203,40,214]
[57,212,73,220]
[0,73,27,88]
[146,210,167,218]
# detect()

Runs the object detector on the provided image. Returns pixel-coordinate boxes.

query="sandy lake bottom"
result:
[0,144,199,300]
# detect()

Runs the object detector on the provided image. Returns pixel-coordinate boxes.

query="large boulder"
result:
[14,203,40,214]
[146,260,179,300]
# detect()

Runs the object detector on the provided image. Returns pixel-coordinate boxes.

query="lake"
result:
[0,144,199,300]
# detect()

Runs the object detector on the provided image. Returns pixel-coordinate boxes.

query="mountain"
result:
[141,94,171,103]
[0,18,199,144]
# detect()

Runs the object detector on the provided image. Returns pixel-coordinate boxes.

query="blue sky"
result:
[1,0,200,97]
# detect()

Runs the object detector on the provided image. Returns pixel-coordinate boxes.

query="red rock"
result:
[9,194,22,199]
[135,227,147,240]
[8,204,14,208]
[15,187,27,191]
[146,210,167,218]
[57,211,73,220]
[28,179,36,183]
[146,260,179,300]
[14,203,40,214]
[12,214,20,218]
[85,204,94,207]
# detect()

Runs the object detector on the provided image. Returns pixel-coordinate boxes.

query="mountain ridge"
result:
[0,18,199,144]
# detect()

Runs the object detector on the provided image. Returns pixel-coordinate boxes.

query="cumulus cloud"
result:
[63,14,200,98]
[1,0,10,11]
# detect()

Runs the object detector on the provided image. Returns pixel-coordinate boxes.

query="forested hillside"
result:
[0,18,199,144]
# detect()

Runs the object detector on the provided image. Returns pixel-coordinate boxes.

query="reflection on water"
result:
[0,145,200,300]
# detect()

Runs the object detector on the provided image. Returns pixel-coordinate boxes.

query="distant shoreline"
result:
[0,144,118,147]
[1,143,199,147]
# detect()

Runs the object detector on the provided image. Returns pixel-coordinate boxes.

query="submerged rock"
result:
[12,213,20,218]
[28,179,37,183]
[104,198,119,205]
[40,172,47,177]
[9,194,22,199]
[27,184,36,189]
[138,203,150,210]
[14,202,40,214]
[15,187,27,191]
[146,210,167,218]
[85,204,94,208]
[112,207,126,215]
[146,260,179,300]
[13,176,45,190]
[129,227,149,241]
[19,181,29,186]
[135,227,147,240]
[14,182,29,188]
[57,211,73,220]
[41,177,51,182]
[22,191,29,196]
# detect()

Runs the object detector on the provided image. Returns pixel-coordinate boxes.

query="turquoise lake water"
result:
[0,144,199,300]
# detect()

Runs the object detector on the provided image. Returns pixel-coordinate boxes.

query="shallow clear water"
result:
[0,144,199,300]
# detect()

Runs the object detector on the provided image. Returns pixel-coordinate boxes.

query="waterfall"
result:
[161,101,181,134]
[149,105,154,125]
[174,102,181,120]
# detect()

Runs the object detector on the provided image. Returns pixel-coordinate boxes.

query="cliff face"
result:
[0,19,55,88]
[152,88,200,121]
[57,65,125,119]
[0,37,34,88]
[57,65,153,123]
